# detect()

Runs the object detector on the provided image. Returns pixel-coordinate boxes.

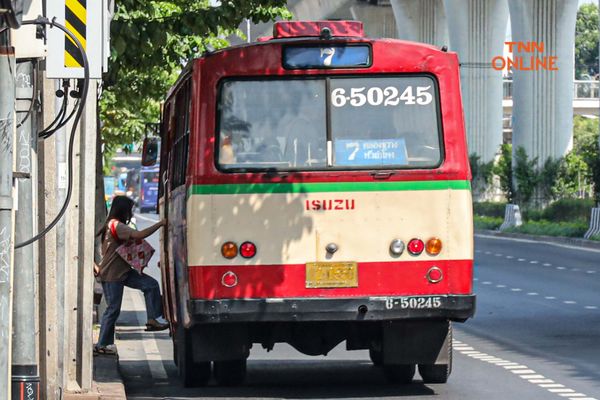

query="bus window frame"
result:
[214,73,445,174]
[281,43,373,70]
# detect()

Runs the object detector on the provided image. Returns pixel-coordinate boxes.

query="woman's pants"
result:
[97,270,163,346]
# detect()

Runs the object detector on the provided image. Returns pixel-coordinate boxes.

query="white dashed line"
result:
[511,288,522,292]
[587,271,596,274]
[495,253,503,257]
[545,296,557,300]
[557,266,566,270]
[518,258,526,261]
[572,268,580,272]
[543,263,552,266]
[484,251,492,255]
[527,292,539,296]
[496,284,506,288]
[529,260,539,264]
[585,306,598,310]
[454,340,596,400]
[564,301,577,305]
[506,255,514,259]
[482,281,492,285]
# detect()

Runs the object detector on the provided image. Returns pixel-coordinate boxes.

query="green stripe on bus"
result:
[189,180,471,195]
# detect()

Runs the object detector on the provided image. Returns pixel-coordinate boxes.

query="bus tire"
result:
[213,359,247,386]
[176,328,211,387]
[369,348,383,366]
[383,364,415,384]
[418,323,453,384]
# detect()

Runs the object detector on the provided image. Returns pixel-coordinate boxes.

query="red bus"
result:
[146,20,475,387]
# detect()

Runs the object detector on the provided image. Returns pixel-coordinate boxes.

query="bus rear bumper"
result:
[188,294,475,324]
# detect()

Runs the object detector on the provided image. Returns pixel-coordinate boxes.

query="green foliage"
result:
[513,146,539,207]
[539,198,595,223]
[538,157,561,201]
[473,202,507,218]
[469,153,494,197]
[492,144,513,202]
[504,220,588,238]
[575,3,599,79]
[572,115,600,202]
[100,0,291,155]
[552,152,589,198]
[474,216,503,230]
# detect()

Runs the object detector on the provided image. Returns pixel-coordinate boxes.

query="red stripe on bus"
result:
[188,260,472,299]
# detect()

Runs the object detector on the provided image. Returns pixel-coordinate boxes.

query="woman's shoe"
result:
[145,317,169,331]
[93,344,118,356]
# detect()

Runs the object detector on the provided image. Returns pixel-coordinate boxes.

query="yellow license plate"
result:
[306,262,358,288]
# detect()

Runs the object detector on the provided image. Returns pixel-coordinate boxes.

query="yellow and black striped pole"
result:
[64,0,86,68]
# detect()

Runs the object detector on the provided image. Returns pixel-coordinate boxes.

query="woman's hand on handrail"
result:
[130,219,166,240]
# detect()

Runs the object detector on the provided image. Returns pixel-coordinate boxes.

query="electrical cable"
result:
[15,16,89,249]
[40,98,80,139]
[38,79,70,137]
[16,60,37,129]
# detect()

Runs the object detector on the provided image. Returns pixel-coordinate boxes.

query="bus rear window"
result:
[217,76,441,172]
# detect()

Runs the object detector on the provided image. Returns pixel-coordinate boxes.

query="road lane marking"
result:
[496,284,506,288]
[511,288,522,292]
[585,306,598,310]
[530,260,539,264]
[563,301,577,304]
[527,292,539,296]
[518,258,526,261]
[543,263,552,266]
[546,296,556,300]
[130,290,168,381]
[454,340,597,400]
[506,255,514,259]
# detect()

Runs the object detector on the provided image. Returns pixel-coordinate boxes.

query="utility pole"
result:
[12,60,40,399]
[0,36,16,400]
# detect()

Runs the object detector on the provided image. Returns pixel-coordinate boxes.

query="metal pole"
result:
[54,79,67,392]
[12,60,40,400]
[0,39,16,400]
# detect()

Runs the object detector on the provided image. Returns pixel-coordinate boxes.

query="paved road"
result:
[112,214,600,400]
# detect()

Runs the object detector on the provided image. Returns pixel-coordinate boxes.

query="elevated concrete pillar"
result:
[509,0,578,165]
[445,0,509,163]
[390,0,448,46]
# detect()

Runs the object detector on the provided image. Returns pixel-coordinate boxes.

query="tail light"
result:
[426,238,443,256]
[240,241,257,258]
[426,267,443,283]
[221,242,238,259]
[407,239,424,255]
[221,271,238,287]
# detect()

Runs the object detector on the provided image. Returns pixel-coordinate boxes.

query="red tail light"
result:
[407,239,424,255]
[221,271,238,287]
[240,241,257,258]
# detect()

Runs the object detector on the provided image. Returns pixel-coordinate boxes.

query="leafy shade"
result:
[100,0,291,154]
[575,3,599,79]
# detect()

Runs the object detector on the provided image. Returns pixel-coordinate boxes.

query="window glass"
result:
[218,80,327,170]
[217,76,441,171]
[330,76,441,168]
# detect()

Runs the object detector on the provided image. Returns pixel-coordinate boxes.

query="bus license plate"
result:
[306,262,358,288]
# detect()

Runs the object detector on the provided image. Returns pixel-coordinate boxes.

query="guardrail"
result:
[503,80,599,100]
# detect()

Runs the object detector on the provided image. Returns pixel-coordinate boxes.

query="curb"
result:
[476,229,600,250]
[63,354,125,399]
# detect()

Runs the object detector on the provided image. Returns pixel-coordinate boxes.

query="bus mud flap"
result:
[382,320,450,365]
[190,324,250,362]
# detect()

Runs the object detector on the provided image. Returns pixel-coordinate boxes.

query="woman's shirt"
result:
[98,220,135,282]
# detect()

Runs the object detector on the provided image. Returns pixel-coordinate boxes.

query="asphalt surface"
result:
[113,214,600,400]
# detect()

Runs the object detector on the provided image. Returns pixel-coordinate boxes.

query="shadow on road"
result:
[121,359,438,399]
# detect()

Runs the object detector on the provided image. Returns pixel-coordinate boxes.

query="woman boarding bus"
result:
[142,20,475,387]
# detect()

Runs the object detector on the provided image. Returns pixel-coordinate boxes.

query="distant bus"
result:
[138,166,159,213]
[145,20,474,387]
[103,176,115,208]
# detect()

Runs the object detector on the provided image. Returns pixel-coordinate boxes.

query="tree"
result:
[575,3,599,79]
[99,0,291,155]
[492,144,514,203]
